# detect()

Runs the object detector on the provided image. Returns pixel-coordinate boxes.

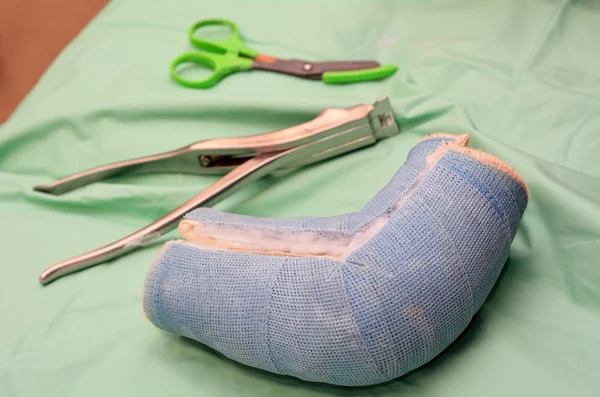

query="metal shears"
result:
[34,97,400,285]
[170,19,398,88]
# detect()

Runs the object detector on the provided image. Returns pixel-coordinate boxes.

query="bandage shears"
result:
[170,19,398,88]
[34,97,400,285]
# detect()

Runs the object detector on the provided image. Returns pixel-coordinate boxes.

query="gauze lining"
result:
[178,134,476,260]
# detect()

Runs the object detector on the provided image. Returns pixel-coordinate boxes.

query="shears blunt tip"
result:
[33,184,52,194]
[39,268,56,286]
[322,64,399,85]
[33,178,83,196]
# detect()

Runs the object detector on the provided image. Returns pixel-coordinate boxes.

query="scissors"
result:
[170,19,398,88]
[33,97,400,285]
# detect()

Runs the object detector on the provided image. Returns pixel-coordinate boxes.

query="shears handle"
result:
[188,19,258,59]
[170,19,263,88]
[170,51,253,89]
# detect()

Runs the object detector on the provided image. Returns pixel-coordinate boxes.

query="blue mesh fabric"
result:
[143,134,528,386]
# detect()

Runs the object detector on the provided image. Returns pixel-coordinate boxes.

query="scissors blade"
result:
[252,59,381,80]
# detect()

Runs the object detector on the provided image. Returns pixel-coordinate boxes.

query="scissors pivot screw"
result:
[199,155,212,167]
[302,63,313,71]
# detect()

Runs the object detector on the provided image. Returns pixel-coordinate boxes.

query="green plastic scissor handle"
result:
[323,64,399,84]
[170,19,259,88]
[170,51,254,89]
[188,19,258,59]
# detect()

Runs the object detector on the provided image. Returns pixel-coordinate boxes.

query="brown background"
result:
[0,0,108,123]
